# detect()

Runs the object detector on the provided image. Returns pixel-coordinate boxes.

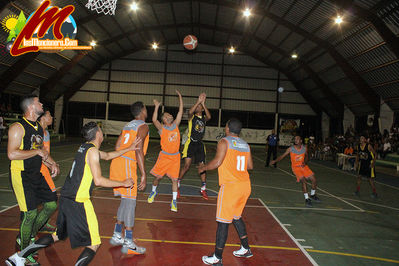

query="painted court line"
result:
[276,167,365,212]
[268,206,364,212]
[257,198,319,266]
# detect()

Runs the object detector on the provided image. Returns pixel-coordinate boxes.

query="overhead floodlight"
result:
[335,15,343,24]
[152,42,158,49]
[131,2,138,11]
[228,46,235,54]
[291,53,298,59]
[243,8,251,17]
[90,40,96,47]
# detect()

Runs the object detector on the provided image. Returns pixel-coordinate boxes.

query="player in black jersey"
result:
[6,122,141,266]
[179,93,211,200]
[7,95,59,265]
[354,135,378,198]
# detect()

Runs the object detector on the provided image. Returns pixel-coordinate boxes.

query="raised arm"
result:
[7,123,48,161]
[199,139,228,172]
[202,101,211,122]
[174,90,184,127]
[270,147,290,165]
[136,124,149,191]
[152,99,162,131]
[188,93,205,119]
[88,148,134,188]
[99,137,142,161]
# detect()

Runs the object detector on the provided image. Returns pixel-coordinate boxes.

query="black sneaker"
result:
[310,195,321,202]
[371,192,378,199]
[305,199,312,208]
[353,191,360,196]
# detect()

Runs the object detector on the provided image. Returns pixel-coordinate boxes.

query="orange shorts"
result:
[40,163,56,192]
[292,165,314,182]
[110,156,137,199]
[150,152,181,180]
[216,181,251,223]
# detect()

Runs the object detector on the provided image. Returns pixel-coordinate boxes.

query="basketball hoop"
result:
[86,0,117,15]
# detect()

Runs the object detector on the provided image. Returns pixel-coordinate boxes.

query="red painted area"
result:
[0,190,313,265]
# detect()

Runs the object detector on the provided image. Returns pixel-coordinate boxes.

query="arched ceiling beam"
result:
[94,22,343,115]
[61,41,333,117]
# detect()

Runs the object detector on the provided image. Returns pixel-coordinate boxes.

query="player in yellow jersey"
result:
[200,118,253,265]
[271,135,320,207]
[148,90,183,212]
[6,122,140,266]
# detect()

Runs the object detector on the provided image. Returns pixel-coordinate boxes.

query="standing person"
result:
[270,135,321,207]
[0,114,5,145]
[5,122,140,266]
[354,135,378,198]
[179,93,211,200]
[200,118,253,265]
[265,129,279,167]
[148,91,183,212]
[7,95,59,265]
[109,101,149,255]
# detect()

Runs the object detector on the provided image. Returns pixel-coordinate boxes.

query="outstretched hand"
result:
[176,90,182,97]
[153,99,161,107]
[123,178,134,188]
[129,137,142,151]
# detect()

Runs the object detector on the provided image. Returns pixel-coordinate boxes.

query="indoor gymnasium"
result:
[0,0,399,265]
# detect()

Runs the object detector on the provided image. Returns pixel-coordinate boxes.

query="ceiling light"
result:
[228,47,235,54]
[335,15,343,24]
[131,2,138,11]
[243,8,251,17]
[152,42,158,49]
[291,53,298,59]
[90,40,96,47]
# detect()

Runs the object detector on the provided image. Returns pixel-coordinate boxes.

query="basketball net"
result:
[86,0,117,15]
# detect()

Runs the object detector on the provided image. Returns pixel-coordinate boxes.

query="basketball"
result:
[183,35,198,50]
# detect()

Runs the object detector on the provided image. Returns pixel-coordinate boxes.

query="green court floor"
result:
[1,138,399,265]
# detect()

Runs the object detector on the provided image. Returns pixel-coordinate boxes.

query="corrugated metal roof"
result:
[349,44,396,72]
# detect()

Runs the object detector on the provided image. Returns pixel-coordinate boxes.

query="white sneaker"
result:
[109,232,124,246]
[5,253,26,266]
[121,239,146,255]
[202,253,222,265]
[233,246,253,258]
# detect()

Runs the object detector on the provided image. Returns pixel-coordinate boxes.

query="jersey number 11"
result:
[236,156,245,171]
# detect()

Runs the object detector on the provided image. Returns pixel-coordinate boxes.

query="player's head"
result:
[271,129,275,134]
[360,135,366,143]
[82,121,103,143]
[39,107,53,127]
[161,112,173,125]
[195,104,203,114]
[294,135,302,145]
[20,95,43,117]
[225,118,242,136]
[131,101,147,119]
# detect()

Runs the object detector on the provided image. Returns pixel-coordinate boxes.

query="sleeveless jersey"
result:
[290,145,306,167]
[188,115,205,142]
[61,142,96,202]
[160,123,180,155]
[218,136,250,185]
[358,144,372,166]
[118,120,149,159]
[10,117,44,173]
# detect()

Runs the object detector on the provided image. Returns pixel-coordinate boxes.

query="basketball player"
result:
[270,135,320,207]
[6,122,140,266]
[200,118,253,265]
[109,101,149,255]
[179,93,211,200]
[148,90,183,212]
[354,135,377,198]
[7,95,59,265]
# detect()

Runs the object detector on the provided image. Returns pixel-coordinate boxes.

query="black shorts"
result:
[56,197,101,248]
[182,139,206,164]
[358,162,375,178]
[10,170,57,212]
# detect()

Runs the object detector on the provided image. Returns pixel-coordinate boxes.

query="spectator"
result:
[344,144,355,170]
[381,139,391,159]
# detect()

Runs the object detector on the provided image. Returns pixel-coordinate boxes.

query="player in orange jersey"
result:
[271,135,320,207]
[148,90,183,212]
[109,101,149,255]
[200,118,253,265]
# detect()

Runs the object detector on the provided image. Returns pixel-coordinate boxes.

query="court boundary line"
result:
[309,160,399,191]
[257,198,318,266]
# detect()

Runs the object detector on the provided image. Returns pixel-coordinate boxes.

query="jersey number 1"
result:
[236,156,245,171]
[123,133,130,144]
